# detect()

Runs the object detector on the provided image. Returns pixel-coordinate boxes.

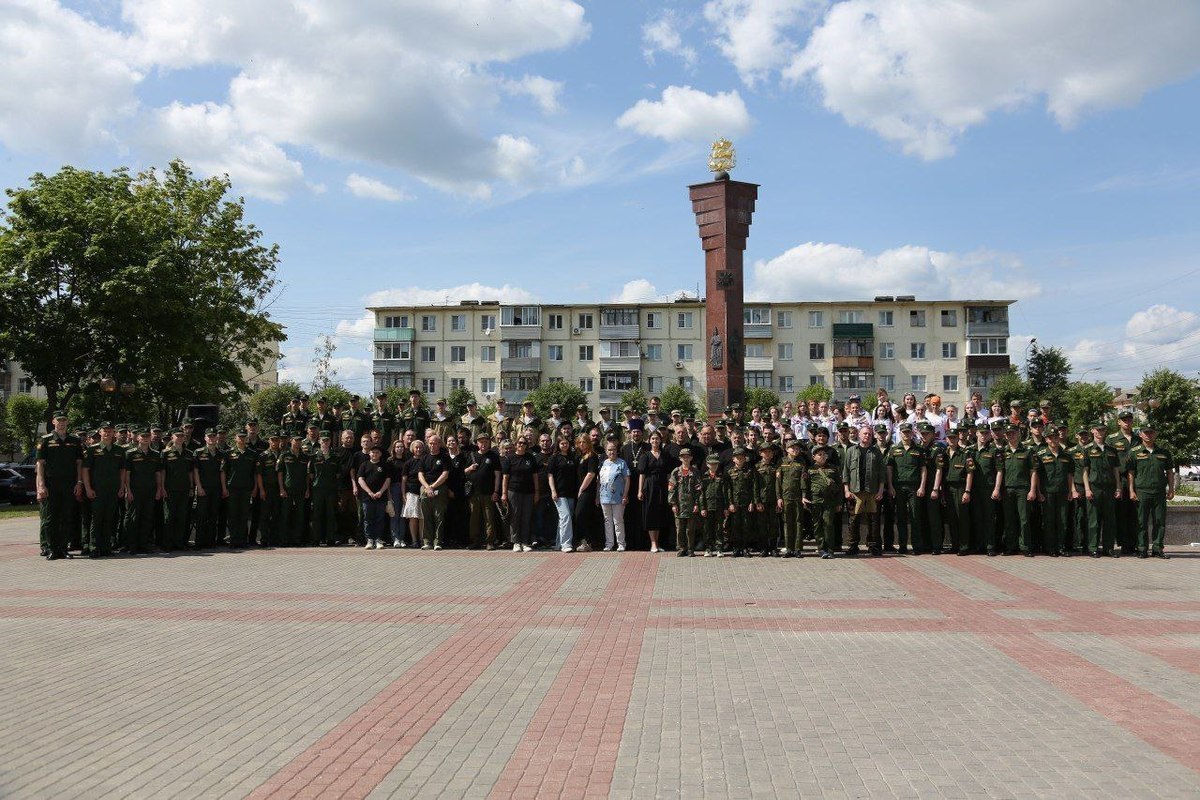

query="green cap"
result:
[706,454,721,464]
[52,410,69,420]
[732,447,747,456]
[1117,409,1134,420]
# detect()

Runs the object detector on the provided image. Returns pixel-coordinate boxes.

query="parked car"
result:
[0,466,37,504]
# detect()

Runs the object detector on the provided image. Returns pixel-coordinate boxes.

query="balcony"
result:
[372,359,413,374]
[599,323,639,339]
[966,355,1010,370]
[966,321,1009,337]
[832,356,874,370]
[500,356,541,372]
[500,325,541,341]
[744,356,774,372]
[743,323,772,339]
[501,390,528,405]
[832,323,873,339]
[599,389,626,406]
[599,355,641,371]
[374,327,414,342]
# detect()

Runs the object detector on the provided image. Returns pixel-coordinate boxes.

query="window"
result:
[969,372,1003,389]
[600,373,636,391]
[678,376,694,392]
[421,378,436,394]
[18,377,35,393]
[879,342,895,360]
[745,343,765,358]
[376,343,411,360]
[838,310,864,324]
[383,314,409,329]
[909,310,926,328]
[501,305,541,326]
[480,346,497,362]
[578,378,594,393]
[505,341,533,359]
[777,311,792,329]
[942,342,958,359]
[578,345,594,361]
[548,377,564,384]
[833,339,870,357]
[645,312,661,329]
[600,341,638,358]
[420,346,437,362]
[576,313,594,330]
[967,306,1008,324]
[677,311,694,329]
[808,311,824,328]
[744,307,771,325]
[502,375,540,392]
[450,314,466,332]
[940,309,958,327]
[480,314,496,332]
[910,343,926,359]
[834,370,872,390]
[450,346,466,363]
[911,375,927,392]
[878,310,894,327]
[480,378,496,394]
[778,343,793,361]
[943,375,959,392]
[809,343,825,359]
[602,309,638,326]
[969,338,1007,355]
[547,345,563,361]
[421,315,437,332]
[548,313,564,330]
[809,375,827,386]
[378,375,414,390]
[451,378,466,390]
[646,377,663,393]
[879,375,895,392]
[745,371,773,388]
[645,344,662,361]
[778,376,793,392]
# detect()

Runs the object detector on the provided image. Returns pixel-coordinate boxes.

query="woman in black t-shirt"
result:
[356,446,391,548]
[401,440,426,547]
[386,439,409,547]
[573,434,601,551]
[501,438,539,551]
[546,436,579,552]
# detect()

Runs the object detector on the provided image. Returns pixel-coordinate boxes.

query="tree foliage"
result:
[988,368,1031,411]
[796,383,833,404]
[658,383,697,419]
[6,394,47,457]
[310,334,338,393]
[526,382,587,422]
[446,386,476,419]
[742,387,781,413]
[248,381,302,431]
[0,161,286,425]
[1025,344,1071,411]
[1061,380,1114,434]
[311,384,352,410]
[618,387,649,414]
[1138,368,1200,465]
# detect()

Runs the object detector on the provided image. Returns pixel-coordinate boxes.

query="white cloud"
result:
[1069,304,1200,383]
[345,173,413,202]
[611,279,696,304]
[703,0,821,86]
[747,242,1039,302]
[616,85,751,142]
[503,75,565,114]
[643,10,698,68]
[788,0,1200,159]
[143,101,306,201]
[363,283,538,308]
[279,350,373,392]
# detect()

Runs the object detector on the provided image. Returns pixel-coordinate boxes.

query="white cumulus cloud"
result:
[1069,304,1200,385]
[345,173,413,202]
[703,0,821,86]
[617,85,751,142]
[643,10,698,68]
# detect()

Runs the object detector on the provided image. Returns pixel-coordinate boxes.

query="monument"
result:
[690,138,757,419]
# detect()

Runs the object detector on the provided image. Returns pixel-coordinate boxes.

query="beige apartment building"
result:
[369,297,1014,409]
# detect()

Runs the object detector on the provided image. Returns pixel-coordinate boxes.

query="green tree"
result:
[1061,381,1114,434]
[248,381,302,431]
[742,387,781,413]
[618,387,649,414]
[659,383,697,419]
[446,386,477,419]
[310,334,338,392]
[311,384,352,411]
[526,382,587,422]
[383,386,423,412]
[6,394,47,457]
[796,383,833,405]
[1026,344,1072,411]
[218,398,251,433]
[989,368,1031,411]
[1138,369,1200,466]
[0,161,286,426]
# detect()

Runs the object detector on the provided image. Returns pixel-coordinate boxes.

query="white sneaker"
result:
[717,551,725,558]
[421,544,431,550]
[433,544,442,550]
[522,544,533,552]
[364,541,374,549]
[650,546,660,553]
[374,541,385,549]
[392,539,402,548]
[780,548,789,556]
[617,545,626,552]
[603,546,613,552]
[513,544,522,552]
[561,546,574,553]
[400,540,408,548]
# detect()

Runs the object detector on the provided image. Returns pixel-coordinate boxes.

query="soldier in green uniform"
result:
[429,398,457,444]
[1066,426,1091,553]
[277,435,311,546]
[942,426,975,555]
[1035,425,1076,557]
[461,399,489,442]
[371,393,396,450]
[280,397,309,440]
[81,421,123,558]
[725,447,757,557]
[517,399,544,438]
[193,429,226,548]
[996,424,1038,556]
[699,454,729,557]
[1128,424,1175,558]
[776,440,806,557]
[1107,409,1139,555]
[755,442,780,556]
[917,422,945,554]
[35,410,84,560]
[973,421,1004,555]
[256,432,285,547]
[308,432,341,546]
[161,429,195,551]
[340,395,373,443]
[872,424,896,552]
[805,445,842,559]
[668,448,702,556]
[308,398,335,437]
[222,431,256,548]
[300,421,322,455]
[490,398,517,444]
[399,390,430,441]
[1082,421,1121,558]
[122,429,164,554]
[886,422,926,556]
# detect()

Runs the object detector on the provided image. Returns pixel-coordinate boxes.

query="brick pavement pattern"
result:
[0,515,1198,799]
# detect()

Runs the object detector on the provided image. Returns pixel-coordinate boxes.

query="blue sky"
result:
[3,0,1200,395]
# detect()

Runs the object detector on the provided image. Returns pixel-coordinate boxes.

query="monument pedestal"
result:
[689,178,758,420]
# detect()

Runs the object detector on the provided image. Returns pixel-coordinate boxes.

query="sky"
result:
[3,0,1200,395]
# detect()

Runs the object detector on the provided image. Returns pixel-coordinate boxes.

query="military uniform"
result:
[370,406,396,449]
[887,436,925,554]
[462,410,489,442]
[698,462,729,556]
[193,444,226,547]
[256,447,284,546]
[1066,435,1090,552]
[805,453,842,556]
[998,441,1036,555]
[776,451,806,555]
[308,443,341,546]
[429,407,457,444]
[942,444,975,555]
[399,404,431,441]
[161,445,195,550]
[1082,438,1121,556]
[489,412,517,444]
[1107,428,1139,553]
[36,427,83,558]
[667,458,702,555]
[970,433,1002,554]
[82,438,123,556]
[755,454,780,554]
[1129,440,1173,556]
[280,409,310,440]
[123,446,162,553]
[278,449,310,546]
[1036,443,1074,556]
[725,455,758,555]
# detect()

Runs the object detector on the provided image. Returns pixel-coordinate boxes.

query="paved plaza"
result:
[1,516,1198,799]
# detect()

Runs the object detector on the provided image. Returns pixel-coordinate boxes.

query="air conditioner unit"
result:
[572,327,581,335]
[675,361,685,369]
[482,328,492,336]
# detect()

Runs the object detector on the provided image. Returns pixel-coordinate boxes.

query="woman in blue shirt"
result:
[598,440,630,551]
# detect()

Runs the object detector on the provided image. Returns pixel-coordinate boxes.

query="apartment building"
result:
[369,297,1014,408]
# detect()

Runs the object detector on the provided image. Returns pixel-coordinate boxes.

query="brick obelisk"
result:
[690,173,757,419]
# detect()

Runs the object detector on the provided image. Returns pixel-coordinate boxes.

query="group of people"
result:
[34,387,1177,562]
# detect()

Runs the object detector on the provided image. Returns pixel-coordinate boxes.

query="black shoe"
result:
[1138,551,1149,559]
[47,552,63,561]
[870,548,882,557]
[882,546,896,553]
[1153,551,1170,559]
[1023,552,1034,558]
[845,547,861,557]
[677,549,687,557]
[1110,551,1120,559]
[1090,551,1101,558]
[896,548,909,556]
[931,548,942,556]
[1049,551,1059,557]
[986,549,997,557]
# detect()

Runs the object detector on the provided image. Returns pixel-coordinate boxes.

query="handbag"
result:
[385,497,396,518]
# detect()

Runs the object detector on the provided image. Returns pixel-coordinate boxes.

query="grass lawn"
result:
[0,505,39,520]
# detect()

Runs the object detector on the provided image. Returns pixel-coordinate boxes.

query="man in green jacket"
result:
[841,425,885,556]
[1128,424,1175,558]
